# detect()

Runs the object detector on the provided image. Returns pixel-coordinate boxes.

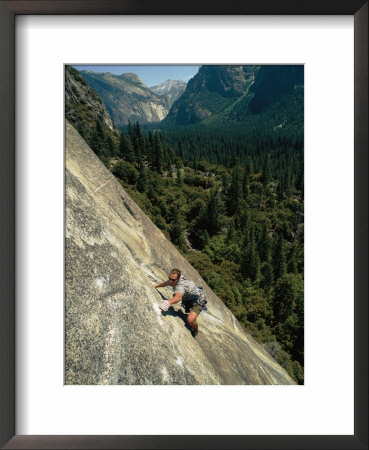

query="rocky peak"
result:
[79,70,169,125]
[65,120,295,385]
[150,79,187,109]
[118,72,145,85]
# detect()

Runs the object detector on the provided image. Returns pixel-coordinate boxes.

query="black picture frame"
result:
[0,1,367,449]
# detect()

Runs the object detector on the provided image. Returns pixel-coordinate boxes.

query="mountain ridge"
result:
[79,70,169,125]
[163,64,303,129]
[150,79,187,109]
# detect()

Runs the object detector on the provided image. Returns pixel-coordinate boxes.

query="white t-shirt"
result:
[166,276,201,303]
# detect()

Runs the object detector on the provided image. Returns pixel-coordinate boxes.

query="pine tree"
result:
[296,163,304,199]
[261,257,274,291]
[234,203,249,235]
[227,165,243,216]
[127,120,134,141]
[106,135,116,157]
[147,183,155,201]
[198,229,210,249]
[287,244,298,274]
[258,222,272,262]
[221,172,231,197]
[226,218,237,244]
[206,188,225,236]
[276,179,284,202]
[273,233,287,281]
[177,141,184,161]
[152,132,164,173]
[132,121,145,163]
[261,153,271,186]
[245,157,254,176]
[272,273,298,323]
[241,235,260,282]
[285,167,292,198]
[249,240,261,282]
[177,167,184,187]
[169,208,187,252]
[95,119,104,141]
[90,119,105,157]
[119,131,135,163]
[137,164,148,193]
[242,169,250,198]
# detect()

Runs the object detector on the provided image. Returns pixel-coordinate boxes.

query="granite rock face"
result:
[65,121,295,385]
[150,79,187,109]
[79,71,169,125]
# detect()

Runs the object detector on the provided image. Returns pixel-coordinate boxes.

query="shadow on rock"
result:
[156,291,168,301]
[161,306,193,333]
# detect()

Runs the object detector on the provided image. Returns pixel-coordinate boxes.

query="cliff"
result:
[150,79,187,109]
[79,71,169,125]
[65,121,295,385]
[164,65,303,128]
[65,66,120,139]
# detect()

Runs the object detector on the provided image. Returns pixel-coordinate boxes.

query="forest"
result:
[79,116,304,384]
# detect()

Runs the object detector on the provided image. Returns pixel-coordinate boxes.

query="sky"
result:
[72,65,200,87]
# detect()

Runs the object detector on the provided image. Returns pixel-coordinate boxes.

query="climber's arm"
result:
[168,292,183,305]
[159,292,183,311]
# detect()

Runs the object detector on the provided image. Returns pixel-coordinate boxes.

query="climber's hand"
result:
[160,300,170,311]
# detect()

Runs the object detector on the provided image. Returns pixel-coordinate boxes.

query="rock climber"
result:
[154,268,206,338]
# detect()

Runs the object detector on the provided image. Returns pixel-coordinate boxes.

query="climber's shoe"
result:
[191,329,198,338]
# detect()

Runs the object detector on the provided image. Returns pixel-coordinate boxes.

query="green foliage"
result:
[272,233,287,281]
[184,173,215,189]
[65,66,120,160]
[272,273,304,367]
[227,165,243,215]
[242,284,272,325]
[137,164,148,193]
[207,189,226,235]
[112,161,138,184]
[241,234,261,282]
[274,349,304,384]
[273,273,298,322]
[169,208,187,253]
[66,65,88,86]
[119,130,135,163]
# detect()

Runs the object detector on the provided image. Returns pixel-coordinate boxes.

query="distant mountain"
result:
[79,70,169,126]
[150,79,187,109]
[164,65,260,125]
[163,65,304,131]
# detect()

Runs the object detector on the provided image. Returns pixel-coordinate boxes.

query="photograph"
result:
[65,64,304,385]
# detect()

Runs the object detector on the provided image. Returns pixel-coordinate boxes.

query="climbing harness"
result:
[181,286,207,312]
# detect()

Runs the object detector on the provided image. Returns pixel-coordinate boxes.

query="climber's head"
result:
[168,268,181,286]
